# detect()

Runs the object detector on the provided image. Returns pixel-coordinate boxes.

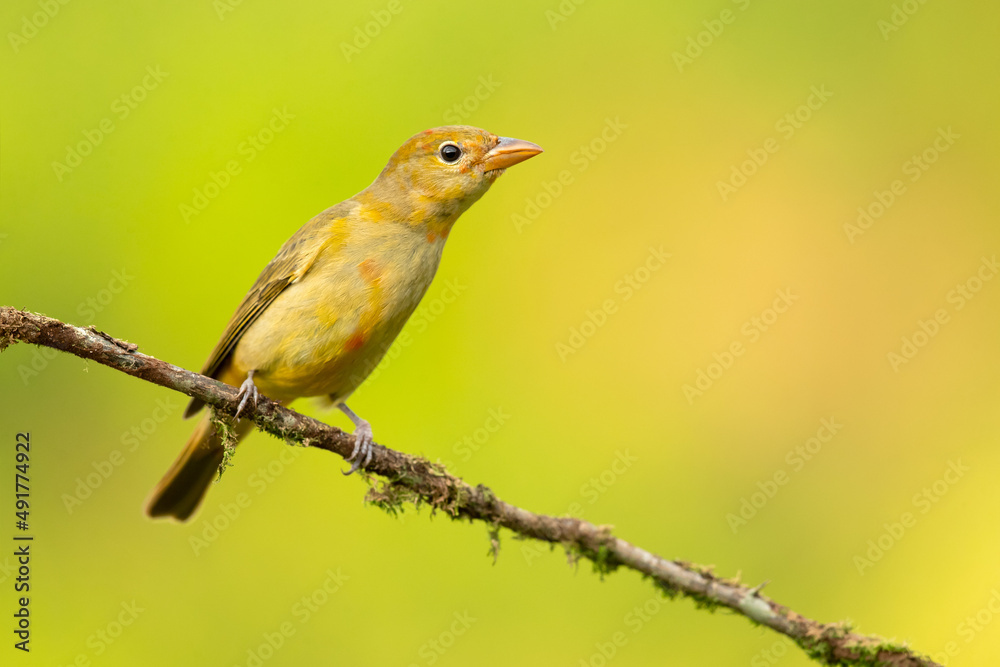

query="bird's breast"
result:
[235,220,447,400]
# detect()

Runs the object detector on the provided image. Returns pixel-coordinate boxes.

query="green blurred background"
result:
[2,0,999,665]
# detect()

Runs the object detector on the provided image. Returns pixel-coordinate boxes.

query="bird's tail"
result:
[145,414,253,521]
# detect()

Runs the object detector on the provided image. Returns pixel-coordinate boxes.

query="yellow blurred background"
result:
[2,1,999,665]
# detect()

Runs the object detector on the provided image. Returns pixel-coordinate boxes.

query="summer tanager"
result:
[146,126,542,521]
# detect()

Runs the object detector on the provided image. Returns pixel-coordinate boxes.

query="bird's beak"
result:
[480,137,543,172]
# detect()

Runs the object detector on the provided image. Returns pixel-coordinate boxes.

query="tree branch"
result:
[0,306,938,667]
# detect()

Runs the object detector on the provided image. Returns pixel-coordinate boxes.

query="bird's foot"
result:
[235,370,259,418]
[343,420,373,475]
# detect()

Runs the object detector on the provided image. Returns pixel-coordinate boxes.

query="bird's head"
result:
[366,126,542,224]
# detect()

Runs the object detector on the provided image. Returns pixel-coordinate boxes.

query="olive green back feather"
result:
[183,206,349,418]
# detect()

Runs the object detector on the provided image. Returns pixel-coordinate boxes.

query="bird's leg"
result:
[337,402,374,475]
[235,369,259,418]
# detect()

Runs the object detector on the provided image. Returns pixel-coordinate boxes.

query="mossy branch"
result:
[0,306,939,667]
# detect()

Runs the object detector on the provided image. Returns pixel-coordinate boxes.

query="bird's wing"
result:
[184,208,347,418]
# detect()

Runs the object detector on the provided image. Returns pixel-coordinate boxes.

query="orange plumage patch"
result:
[359,259,381,283]
[425,223,451,244]
[345,331,366,352]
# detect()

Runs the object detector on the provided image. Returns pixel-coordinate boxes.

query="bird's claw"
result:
[342,421,374,475]
[235,373,259,418]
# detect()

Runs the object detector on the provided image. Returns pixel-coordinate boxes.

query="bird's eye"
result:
[439,142,462,163]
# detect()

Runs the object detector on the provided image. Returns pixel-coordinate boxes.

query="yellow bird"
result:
[146,126,542,521]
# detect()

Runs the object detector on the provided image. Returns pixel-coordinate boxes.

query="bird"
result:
[145,125,542,521]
